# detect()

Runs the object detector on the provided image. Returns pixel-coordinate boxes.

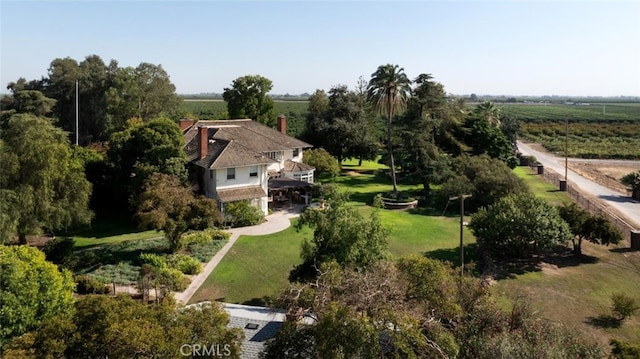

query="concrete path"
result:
[517,141,640,228]
[174,206,303,304]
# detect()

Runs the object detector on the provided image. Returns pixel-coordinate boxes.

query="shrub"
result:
[303,148,340,178]
[42,237,76,267]
[224,200,264,227]
[611,292,639,321]
[182,228,230,245]
[610,339,640,359]
[139,253,168,269]
[75,275,110,294]
[187,240,226,263]
[168,254,202,275]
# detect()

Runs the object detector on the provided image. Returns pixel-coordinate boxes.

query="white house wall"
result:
[214,164,269,215]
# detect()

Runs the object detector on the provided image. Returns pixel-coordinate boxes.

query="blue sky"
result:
[1,1,639,96]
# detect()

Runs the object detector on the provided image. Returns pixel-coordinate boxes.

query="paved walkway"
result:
[174,206,304,304]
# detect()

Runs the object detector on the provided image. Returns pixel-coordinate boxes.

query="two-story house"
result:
[182,116,315,215]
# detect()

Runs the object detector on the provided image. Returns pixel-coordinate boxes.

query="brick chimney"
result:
[199,126,208,159]
[277,115,287,134]
[179,119,195,131]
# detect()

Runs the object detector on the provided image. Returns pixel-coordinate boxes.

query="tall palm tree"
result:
[367,64,412,197]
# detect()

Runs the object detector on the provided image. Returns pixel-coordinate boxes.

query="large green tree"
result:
[223,75,276,125]
[8,55,181,144]
[558,203,623,254]
[135,173,221,252]
[289,193,388,282]
[4,295,243,358]
[470,192,573,259]
[303,85,378,164]
[0,245,75,347]
[107,117,187,206]
[367,64,412,197]
[0,114,93,244]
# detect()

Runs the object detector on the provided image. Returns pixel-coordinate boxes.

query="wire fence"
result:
[527,164,637,243]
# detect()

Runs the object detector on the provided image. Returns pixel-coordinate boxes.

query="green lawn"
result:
[512,166,572,206]
[496,165,640,346]
[190,160,474,305]
[189,221,312,305]
[63,210,162,248]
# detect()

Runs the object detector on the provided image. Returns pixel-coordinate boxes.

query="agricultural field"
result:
[501,102,640,159]
[180,99,308,136]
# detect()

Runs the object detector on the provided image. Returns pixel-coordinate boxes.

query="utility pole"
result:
[75,81,79,146]
[449,194,472,276]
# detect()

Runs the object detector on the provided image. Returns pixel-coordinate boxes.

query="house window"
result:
[266,151,282,161]
[249,166,258,177]
[227,168,235,180]
[293,148,299,157]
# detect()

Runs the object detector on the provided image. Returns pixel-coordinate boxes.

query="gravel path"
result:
[174,206,303,304]
[517,141,640,229]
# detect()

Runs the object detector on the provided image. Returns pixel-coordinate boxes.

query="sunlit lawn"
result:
[64,210,162,248]
[191,159,474,305]
[496,166,640,346]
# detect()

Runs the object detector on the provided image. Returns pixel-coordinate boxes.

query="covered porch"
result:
[268,177,313,210]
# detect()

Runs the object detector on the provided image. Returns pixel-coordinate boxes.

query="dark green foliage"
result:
[622,170,640,199]
[224,200,265,228]
[437,155,527,211]
[558,203,623,254]
[135,173,222,252]
[223,75,276,125]
[611,292,639,321]
[42,237,75,266]
[465,115,516,166]
[4,295,244,358]
[290,195,388,282]
[0,114,93,244]
[303,148,340,178]
[74,275,110,294]
[470,192,573,259]
[610,339,640,359]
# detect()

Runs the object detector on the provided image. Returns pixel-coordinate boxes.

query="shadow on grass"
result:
[61,209,145,239]
[242,296,273,307]
[585,314,622,329]
[491,246,599,279]
[610,247,640,253]
[424,244,479,266]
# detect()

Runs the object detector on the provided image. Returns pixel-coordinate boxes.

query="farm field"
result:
[500,102,640,159]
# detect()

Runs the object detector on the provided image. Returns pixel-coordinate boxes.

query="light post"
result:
[449,194,472,276]
[559,117,568,191]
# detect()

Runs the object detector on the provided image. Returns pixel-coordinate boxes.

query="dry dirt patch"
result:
[568,161,638,194]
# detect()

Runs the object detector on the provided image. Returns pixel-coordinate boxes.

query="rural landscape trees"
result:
[1,54,638,357]
[0,114,93,244]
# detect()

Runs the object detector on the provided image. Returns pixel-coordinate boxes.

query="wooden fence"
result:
[527,164,638,243]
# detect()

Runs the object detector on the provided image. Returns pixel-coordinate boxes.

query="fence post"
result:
[631,231,640,250]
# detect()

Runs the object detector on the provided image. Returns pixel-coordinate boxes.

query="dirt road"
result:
[517,141,640,229]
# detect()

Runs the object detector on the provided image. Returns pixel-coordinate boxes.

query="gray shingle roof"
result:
[183,119,311,170]
[228,317,283,359]
[217,186,267,202]
[283,159,315,172]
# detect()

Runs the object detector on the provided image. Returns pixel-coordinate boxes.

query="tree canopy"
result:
[470,192,573,259]
[290,193,388,282]
[367,64,412,197]
[558,203,623,254]
[0,114,93,243]
[135,173,221,252]
[223,75,276,125]
[3,295,244,358]
[4,55,181,144]
[0,245,75,347]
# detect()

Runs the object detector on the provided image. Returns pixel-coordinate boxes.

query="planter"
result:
[383,199,418,210]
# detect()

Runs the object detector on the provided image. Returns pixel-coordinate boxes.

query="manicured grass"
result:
[512,166,572,206]
[189,221,312,305]
[495,165,640,346]
[341,157,388,171]
[64,210,162,248]
[191,164,474,305]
